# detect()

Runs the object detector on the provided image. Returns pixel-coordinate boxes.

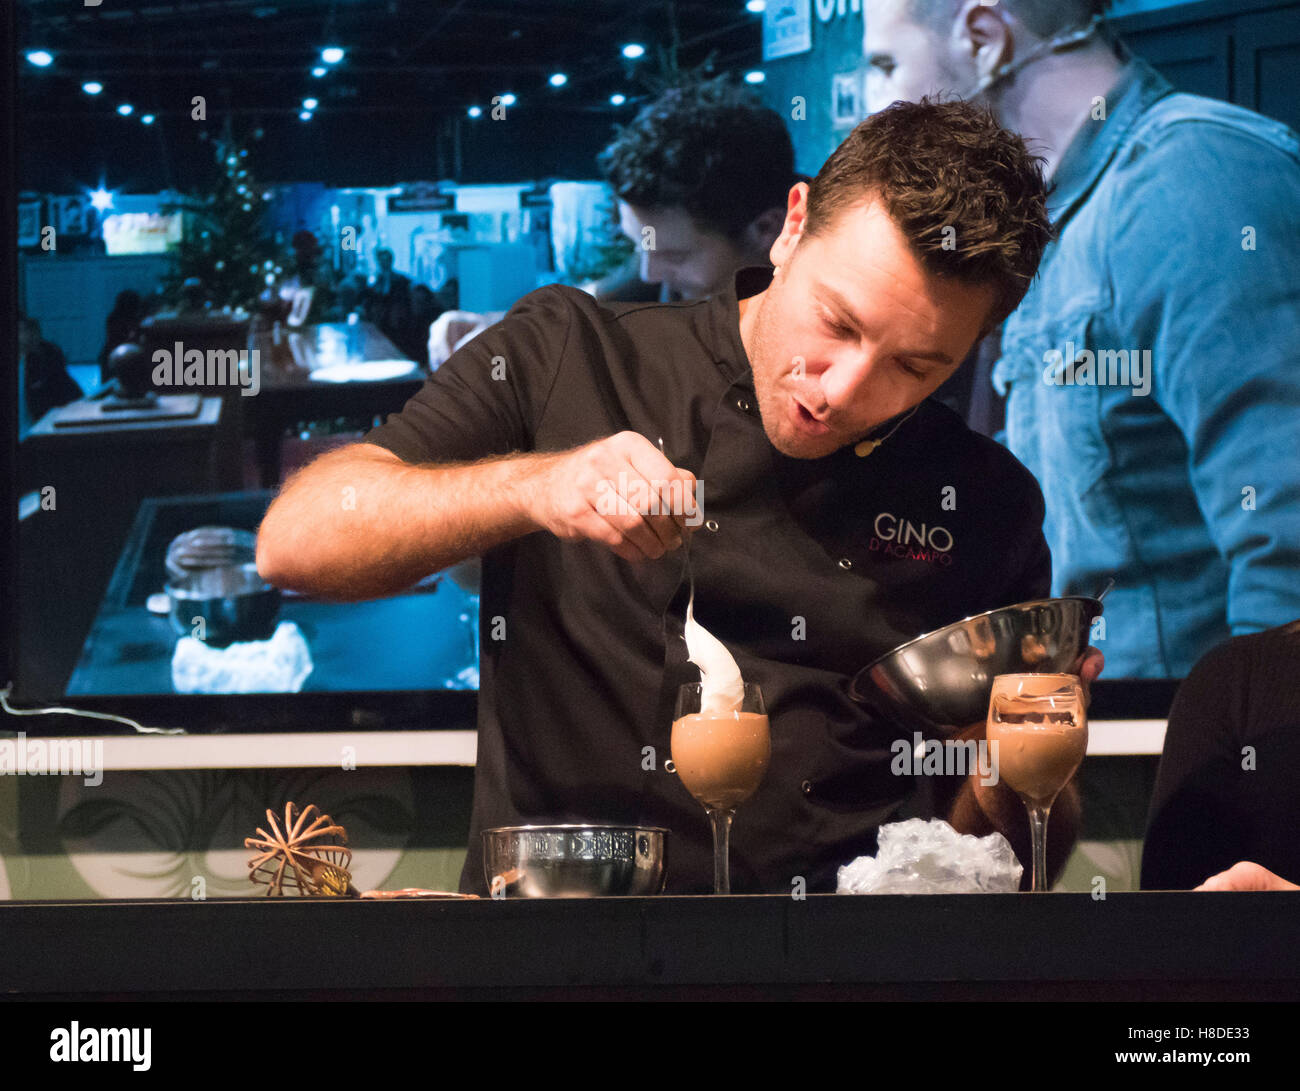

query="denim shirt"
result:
[992,52,1300,677]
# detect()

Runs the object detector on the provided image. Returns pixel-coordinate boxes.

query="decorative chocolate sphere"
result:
[107,341,152,398]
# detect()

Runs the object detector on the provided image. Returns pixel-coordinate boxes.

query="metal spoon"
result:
[658,436,694,594]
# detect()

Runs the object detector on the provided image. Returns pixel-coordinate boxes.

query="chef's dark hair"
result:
[803,96,1051,332]
[909,0,1112,39]
[597,77,797,241]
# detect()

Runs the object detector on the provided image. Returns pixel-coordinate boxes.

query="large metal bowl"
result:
[849,596,1102,735]
[482,824,668,898]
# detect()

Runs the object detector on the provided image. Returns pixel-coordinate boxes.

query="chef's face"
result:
[744,182,995,460]
[618,201,749,300]
[863,0,973,115]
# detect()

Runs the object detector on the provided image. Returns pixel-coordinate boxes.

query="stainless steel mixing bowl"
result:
[849,596,1102,735]
[482,824,668,898]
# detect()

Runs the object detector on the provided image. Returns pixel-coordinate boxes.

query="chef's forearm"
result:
[256,442,551,601]
[947,776,1080,890]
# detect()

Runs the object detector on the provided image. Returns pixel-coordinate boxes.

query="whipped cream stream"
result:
[658,434,745,715]
[684,578,745,715]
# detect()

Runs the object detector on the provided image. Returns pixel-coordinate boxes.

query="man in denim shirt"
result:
[864,0,1300,675]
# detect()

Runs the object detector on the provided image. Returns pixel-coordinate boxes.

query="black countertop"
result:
[5,892,1299,1000]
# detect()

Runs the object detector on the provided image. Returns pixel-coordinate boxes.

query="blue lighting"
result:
[26,50,54,67]
[82,81,104,95]
[467,105,483,118]
[321,46,345,64]
[300,110,313,121]
[744,70,766,84]
[312,66,327,78]
[548,73,568,88]
[609,93,626,106]
[621,43,645,60]
[117,103,134,116]
[141,114,155,125]
[302,97,319,110]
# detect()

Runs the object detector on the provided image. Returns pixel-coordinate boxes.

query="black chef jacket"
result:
[363,266,1052,895]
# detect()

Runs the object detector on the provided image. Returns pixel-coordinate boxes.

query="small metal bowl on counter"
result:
[482,824,668,898]
[165,562,281,647]
[850,596,1103,735]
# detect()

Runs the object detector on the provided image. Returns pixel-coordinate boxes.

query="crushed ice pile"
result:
[837,818,1023,894]
[171,620,313,694]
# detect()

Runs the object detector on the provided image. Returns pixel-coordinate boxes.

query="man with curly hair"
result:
[427,81,800,366]
[597,78,800,302]
[260,99,1102,894]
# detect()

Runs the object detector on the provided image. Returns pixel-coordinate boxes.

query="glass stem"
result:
[1027,802,1052,892]
[708,807,735,895]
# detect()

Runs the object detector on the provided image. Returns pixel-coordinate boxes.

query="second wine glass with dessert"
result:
[986,673,1088,892]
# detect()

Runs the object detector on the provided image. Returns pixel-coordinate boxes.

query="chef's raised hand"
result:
[524,431,698,563]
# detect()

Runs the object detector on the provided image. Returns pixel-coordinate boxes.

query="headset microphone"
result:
[967,6,1109,98]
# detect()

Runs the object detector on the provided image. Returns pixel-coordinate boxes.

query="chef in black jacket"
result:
[258,99,1104,894]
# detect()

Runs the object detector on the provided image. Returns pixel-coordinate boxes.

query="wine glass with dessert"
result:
[672,681,770,894]
[985,673,1088,892]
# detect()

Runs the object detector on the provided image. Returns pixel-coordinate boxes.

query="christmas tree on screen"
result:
[161,120,283,312]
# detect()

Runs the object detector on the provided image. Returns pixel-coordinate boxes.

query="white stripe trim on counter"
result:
[46,719,1165,772]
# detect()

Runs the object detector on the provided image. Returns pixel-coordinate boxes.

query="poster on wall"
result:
[832,70,864,129]
[389,183,454,213]
[101,211,183,255]
[18,199,42,246]
[763,0,812,60]
[52,195,91,236]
